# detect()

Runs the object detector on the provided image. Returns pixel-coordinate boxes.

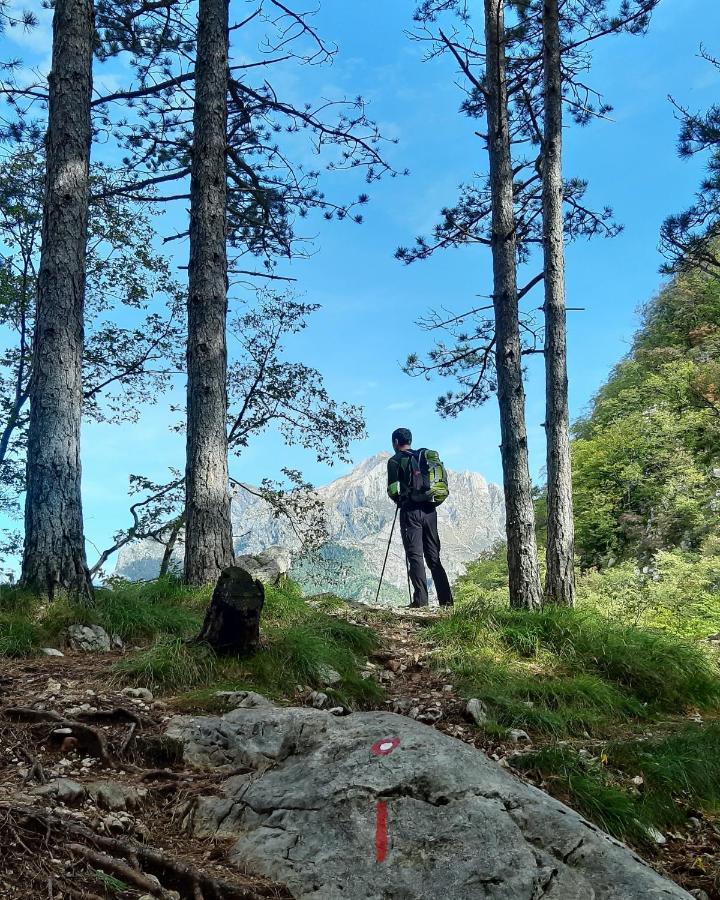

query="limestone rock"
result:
[318,666,342,686]
[121,687,154,703]
[465,698,488,725]
[214,690,275,710]
[32,778,86,805]
[41,647,64,657]
[86,780,147,812]
[166,705,690,899]
[234,547,291,585]
[67,624,112,652]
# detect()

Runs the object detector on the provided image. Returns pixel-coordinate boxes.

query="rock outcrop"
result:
[166,703,690,900]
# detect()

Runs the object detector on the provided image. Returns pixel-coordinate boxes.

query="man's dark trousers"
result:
[400,504,453,607]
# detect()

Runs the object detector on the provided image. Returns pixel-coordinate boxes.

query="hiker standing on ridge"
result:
[387,428,454,608]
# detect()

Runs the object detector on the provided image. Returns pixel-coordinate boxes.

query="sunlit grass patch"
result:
[113,579,383,709]
[425,601,720,736]
[514,724,720,844]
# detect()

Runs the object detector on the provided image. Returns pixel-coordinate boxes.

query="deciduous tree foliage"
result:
[573,259,720,567]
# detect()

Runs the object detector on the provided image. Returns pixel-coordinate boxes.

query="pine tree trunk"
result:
[542,0,576,606]
[184,0,235,586]
[21,0,94,601]
[484,0,543,611]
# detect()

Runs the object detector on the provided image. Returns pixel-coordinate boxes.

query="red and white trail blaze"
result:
[370,737,401,863]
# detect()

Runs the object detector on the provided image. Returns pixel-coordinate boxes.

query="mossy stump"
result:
[196,566,264,654]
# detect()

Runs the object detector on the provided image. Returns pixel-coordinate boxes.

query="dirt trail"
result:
[1,608,718,899]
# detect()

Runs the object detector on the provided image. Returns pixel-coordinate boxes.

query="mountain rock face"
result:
[115,453,506,603]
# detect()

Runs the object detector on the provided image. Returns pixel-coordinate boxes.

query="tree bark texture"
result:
[484,0,543,610]
[542,0,576,606]
[196,565,264,654]
[184,0,235,586]
[21,0,94,600]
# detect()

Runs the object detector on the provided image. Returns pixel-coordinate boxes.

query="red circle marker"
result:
[370,737,400,757]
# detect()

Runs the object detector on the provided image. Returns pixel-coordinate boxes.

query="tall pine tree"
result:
[184,0,235,586]
[21,0,94,600]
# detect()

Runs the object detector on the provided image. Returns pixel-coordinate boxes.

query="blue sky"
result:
[2,0,719,569]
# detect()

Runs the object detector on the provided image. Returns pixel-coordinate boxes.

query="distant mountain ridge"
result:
[115,453,506,603]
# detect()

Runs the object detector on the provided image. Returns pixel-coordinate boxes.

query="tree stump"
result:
[195,566,264,654]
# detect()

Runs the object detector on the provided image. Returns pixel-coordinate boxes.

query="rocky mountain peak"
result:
[116,454,506,603]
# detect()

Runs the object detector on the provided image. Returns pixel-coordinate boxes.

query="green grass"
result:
[514,724,720,845]
[113,580,383,709]
[0,576,209,656]
[0,611,43,656]
[425,602,720,736]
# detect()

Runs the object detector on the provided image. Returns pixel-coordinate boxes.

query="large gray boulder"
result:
[234,546,291,585]
[166,705,689,900]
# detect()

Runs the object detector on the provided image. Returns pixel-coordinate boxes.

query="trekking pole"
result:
[375,506,399,605]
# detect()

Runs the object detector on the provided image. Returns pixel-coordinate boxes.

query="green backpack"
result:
[400,448,450,506]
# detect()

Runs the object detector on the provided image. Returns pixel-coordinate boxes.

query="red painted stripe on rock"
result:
[375,800,388,863]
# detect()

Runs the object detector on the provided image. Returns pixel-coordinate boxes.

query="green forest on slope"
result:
[572,257,720,572]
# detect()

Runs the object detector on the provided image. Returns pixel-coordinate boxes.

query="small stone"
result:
[647,827,666,845]
[41,648,64,657]
[52,728,73,737]
[67,624,112,652]
[632,775,644,787]
[508,729,531,744]
[387,660,402,673]
[328,707,346,716]
[690,890,710,900]
[443,684,453,693]
[318,666,342,686]
[45,680,62,696]
[121,687,154,703]
[309,691,328,709]
[214,690,273,710]
[87,780,146,812]
[32,778,86,805]
[466,698,488,726]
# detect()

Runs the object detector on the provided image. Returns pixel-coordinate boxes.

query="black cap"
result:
[392,427,412,446]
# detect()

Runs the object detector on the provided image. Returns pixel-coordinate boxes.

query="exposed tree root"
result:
[4,707,112,764]
[0,801,288,899]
